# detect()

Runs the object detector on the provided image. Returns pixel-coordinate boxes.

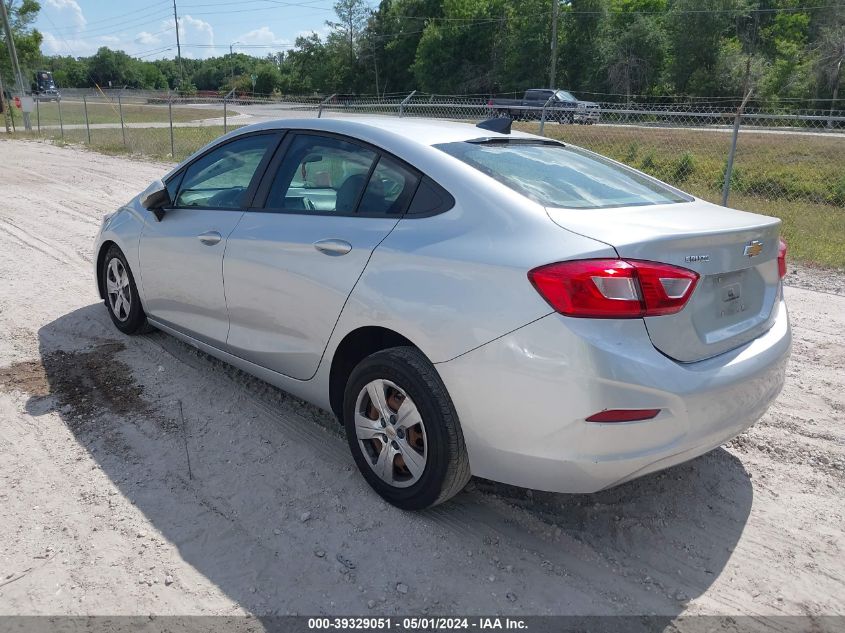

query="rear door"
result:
[223,132,420,380]
[138,132,279,345]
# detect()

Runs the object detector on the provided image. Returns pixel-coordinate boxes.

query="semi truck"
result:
[32,71,61,101]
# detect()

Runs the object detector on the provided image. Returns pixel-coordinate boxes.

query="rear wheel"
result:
[343,346,471,510]
[102,245,149,335]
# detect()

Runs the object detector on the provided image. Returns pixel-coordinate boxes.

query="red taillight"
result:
[778,238,787,279]
[528,259,699,318]
[586,409,661,423]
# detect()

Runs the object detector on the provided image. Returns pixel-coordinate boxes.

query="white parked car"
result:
[94,117,791,509]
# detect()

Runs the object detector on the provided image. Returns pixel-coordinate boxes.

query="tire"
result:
[101,245,149,335]
[343,346,472,510]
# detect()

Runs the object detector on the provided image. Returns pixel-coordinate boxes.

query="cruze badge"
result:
[744,240,763,258]
[684,254,710,263]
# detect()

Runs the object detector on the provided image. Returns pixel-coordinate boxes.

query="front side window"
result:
[175,134,276,209]
[556,91,577,102]
[265,134,378,213]
[435,141,692,209]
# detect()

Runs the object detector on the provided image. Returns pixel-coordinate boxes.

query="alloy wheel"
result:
[106,257,131,322]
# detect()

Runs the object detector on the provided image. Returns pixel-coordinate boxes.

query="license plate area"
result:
[713,270,748,318]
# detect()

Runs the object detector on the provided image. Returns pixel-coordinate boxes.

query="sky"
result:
[35,0,368,60]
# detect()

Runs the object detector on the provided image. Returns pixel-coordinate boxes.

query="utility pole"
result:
[371,40,379,97]
[229,41,240,81]
[549,0,560,89]
[0,68,11,133]
[173,0,184,87]
[0,0,32,130]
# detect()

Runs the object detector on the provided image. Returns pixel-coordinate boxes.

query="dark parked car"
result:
[490,88,600,124]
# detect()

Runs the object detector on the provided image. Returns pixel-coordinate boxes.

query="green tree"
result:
[600,2,668,100]
[254,63,281,94]
[560,0,607,91]
[0,0,42,91]
[412,0,508,93]
[666,0,750,95]
[812,15,845,119]
[326,0,371,90]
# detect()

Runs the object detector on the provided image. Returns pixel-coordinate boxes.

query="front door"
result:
[139,133,278,345]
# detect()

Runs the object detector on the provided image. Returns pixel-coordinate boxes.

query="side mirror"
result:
[140,179,171,220]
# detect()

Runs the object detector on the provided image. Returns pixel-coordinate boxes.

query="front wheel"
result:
[343,347,471,510]
[101,245,149,334]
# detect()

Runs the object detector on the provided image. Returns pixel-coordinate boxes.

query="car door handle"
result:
[197,231,222,246]
[313,239,352,256]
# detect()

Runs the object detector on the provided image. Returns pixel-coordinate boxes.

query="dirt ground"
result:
[1,139,843,623]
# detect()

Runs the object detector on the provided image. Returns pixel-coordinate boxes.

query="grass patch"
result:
[19,125,243,161]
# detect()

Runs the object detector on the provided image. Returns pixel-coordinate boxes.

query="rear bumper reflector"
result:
[586,409,661,423]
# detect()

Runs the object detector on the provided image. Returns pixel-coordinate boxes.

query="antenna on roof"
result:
[476,117,512,134]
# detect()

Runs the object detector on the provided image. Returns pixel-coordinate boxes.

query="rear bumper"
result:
[435,299,790,493]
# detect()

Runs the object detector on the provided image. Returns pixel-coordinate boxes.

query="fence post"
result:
[538,94,554,136]
[223,88,235,131]
[399,90,417,117]
[169,98,175,158]
[317,93,336,118]
[58,97,64,139]
[118,93,126,147]
[721,89,754,207]
[721,113,741,206]
[83,95,91,144]
[35,97,40,134]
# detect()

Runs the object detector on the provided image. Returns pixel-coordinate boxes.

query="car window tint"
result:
[407,176,454,216]
[358,156,419,215]
[175,135,275,209]
[265,134,377,214]
[435,141,692,209]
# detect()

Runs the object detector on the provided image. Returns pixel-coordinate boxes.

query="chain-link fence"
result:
[7,88,843,265]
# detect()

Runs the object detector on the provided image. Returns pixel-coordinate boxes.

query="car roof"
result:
[236,115,541,147]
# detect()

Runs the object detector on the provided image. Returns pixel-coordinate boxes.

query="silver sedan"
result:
[94,117,791,509]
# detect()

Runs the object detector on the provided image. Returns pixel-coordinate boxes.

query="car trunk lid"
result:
[547,199,782,362]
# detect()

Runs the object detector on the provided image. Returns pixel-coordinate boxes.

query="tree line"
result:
[2,0,844,108]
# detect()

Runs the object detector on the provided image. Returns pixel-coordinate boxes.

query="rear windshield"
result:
[435,141,692,209]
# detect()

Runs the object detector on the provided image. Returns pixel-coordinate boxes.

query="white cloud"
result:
[41,31,95,56]
[295,26,330,41]
[135,31,161,46]
[46,0,86,29]
[164,14,215,57]
[236,26,290,48]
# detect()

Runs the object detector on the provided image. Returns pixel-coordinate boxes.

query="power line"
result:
[48,0,172,33]
[48,10,175,38]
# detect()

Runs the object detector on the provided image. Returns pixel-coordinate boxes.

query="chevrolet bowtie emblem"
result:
[744,240,763,258]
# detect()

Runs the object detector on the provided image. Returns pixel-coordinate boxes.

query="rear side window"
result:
[435,141,692,209]
[407,177,455,216]
[358,156,418,215]
[175,134,276,209]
